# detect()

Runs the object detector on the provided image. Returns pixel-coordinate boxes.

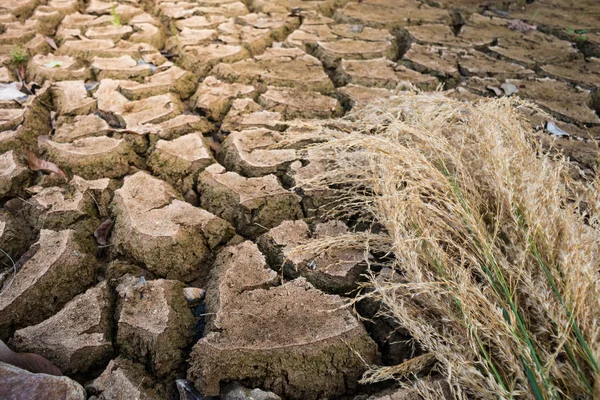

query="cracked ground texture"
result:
[0,0,598,399]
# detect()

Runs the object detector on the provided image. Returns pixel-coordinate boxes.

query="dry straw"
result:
[297,91,600,399]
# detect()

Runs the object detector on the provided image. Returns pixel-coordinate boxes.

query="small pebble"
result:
[183,287,206,305]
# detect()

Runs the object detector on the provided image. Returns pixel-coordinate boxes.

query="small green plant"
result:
[170,25,179,41]
[531,9,539,21]
[110,4,121,27]
[566,27,588,42]
[10,45,27,65]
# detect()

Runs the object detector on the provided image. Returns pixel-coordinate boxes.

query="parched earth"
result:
[0,0,598,399]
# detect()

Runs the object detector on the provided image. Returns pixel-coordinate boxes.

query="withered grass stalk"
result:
[298,92,600,399]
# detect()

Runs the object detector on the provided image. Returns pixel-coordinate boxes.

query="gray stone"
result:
[0,362,85,400]
[221,381,281,400]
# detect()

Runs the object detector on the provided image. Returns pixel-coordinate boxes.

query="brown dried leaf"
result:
[14,243,40,273]
[45,36,58,50]
[27,151,67,179]
[95,109,126,129]
[94,219,113,246]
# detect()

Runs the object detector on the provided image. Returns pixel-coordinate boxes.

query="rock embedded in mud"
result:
[86,357,167,400]
[111,172,234,282]
[0,362,86,400]
[188,240,379,399]
[148,132,215,194]
[10,281,113,375]
[0,229,97,340]
[220,128,297,177]
[221,381,281,400]
[115,277,194,380]
[182,287,205,306]
[197,163,304,239]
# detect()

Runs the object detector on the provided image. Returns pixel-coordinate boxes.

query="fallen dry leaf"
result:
[45,36,58,50]
[95,109,126,129]
[27,151,67,179]
[14,243,40,273]
[94,218,113,246]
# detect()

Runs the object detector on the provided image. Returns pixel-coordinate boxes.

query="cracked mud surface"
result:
[0,0,598,399]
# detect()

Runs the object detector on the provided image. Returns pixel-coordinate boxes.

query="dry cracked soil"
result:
[0,0,598,399]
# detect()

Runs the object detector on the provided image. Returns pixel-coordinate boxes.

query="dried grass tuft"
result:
[302,91,600,399]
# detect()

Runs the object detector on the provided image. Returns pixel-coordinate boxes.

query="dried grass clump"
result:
[300,91,600,399]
